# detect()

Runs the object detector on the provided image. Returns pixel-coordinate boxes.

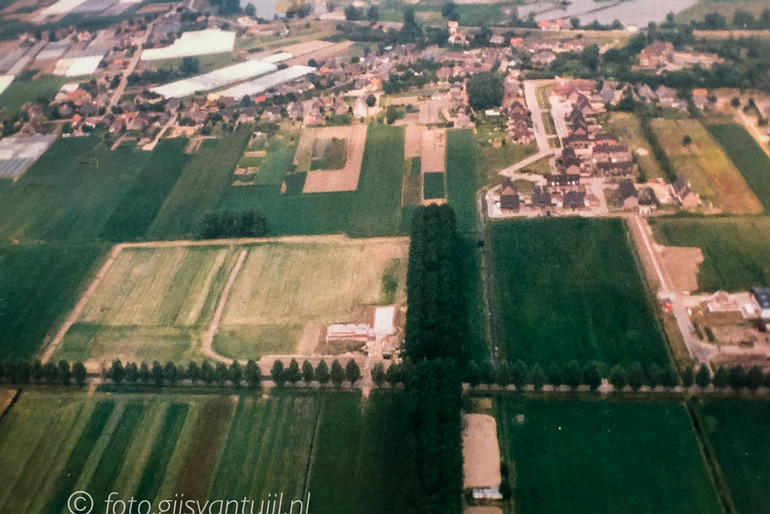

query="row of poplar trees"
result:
[404,205,464,514]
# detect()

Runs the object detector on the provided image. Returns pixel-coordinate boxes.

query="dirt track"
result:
[462,413,502,489]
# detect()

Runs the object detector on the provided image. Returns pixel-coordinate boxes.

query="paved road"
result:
[523,80,553,154]
[108,21,155,110]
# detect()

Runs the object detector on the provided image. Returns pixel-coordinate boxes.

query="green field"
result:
[696,399,770,514]
[0,136,154,243]
[650,216,770,292]
[0,243,105,360]
[422,172,445,200]
[310,137,347,170]
[101,138,191,241]
[496,399,722,514]
[707,124,770,210]
[219,124,405,237]
[489,218,670,368]
[148,126,252,239]
[0,389,421,514]
[54,237,408,364]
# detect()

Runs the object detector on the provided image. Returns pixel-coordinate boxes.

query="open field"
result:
[0,136,153,243]
[0,389,421,514]
[651,118,762,214]
[489,218,670,368]
[0,243,105,360]
[496,399,722,514]
[301,124,367,194]
[53,237,408,364]
[696,399,770,514]
[650,216,770,292]
[605,112,664,179]
[707,123,770,210]
[219,124,405,237]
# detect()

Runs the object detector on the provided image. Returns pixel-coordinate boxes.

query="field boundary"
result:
[201,249,247,364]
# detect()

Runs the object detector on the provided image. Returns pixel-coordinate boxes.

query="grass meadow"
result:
[422,172,445,200]
[0,389,422,514]
[489,218,670,368]
[606,112,664,179]
[496,399,722,514]
[0,74,67,121]
[696,399,770,514]
[54,238,408,363]
[651,118,762,214]
[650,216,770,292]
[707,123,770,210]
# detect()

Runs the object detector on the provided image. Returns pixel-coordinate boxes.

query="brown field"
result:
[660,246,704,293]
[285,40,353,66]
[403,124,423,159]
[301,124,368,193]
[462,414,502,489]
[421,128,446,173]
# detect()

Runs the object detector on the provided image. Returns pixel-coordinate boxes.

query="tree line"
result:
[405,204,466,363]
[403,205,466,514]
[462,359,770,392]
[198,209,268,239]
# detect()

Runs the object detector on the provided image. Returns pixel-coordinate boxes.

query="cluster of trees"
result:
[127,57,200,87]
[691,9,770,31]
[270,358,361,388]
[0,359,87,386]
[406,359,464,513]
[198,209,268,239]
[467,72,504,111]
[343,4,379,22]
[107,359,262,388]
[405,205,465,363]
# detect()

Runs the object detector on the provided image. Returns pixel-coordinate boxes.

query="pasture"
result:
[489,218,670,368]
[696,399,770,514]
[649,216,770,292]
[651,118,762,214]
[707,123,770,210]
[422,172,445,200]
[54,237,409,364]
[219,124,405,237]
[0,74,65,121]
[496,399,722,514]
[0,389,422,514]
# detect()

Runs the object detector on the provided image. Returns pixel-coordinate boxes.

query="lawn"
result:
[0,389,422,514]
[496,399,722,514]
[707,123,770,210]
[423,172,445,200]
[54,237,409,363]
[0,135,152,243]
[651,118,762,214]
[605,112,664,179]
[148,125,252,239]
[0,243,106,360]
[218,124,405,237]
[649,216,770,292]
[696,399,770,514]
[489,218,670,368]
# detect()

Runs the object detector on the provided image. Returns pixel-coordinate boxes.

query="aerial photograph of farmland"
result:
[2,0,770,512]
